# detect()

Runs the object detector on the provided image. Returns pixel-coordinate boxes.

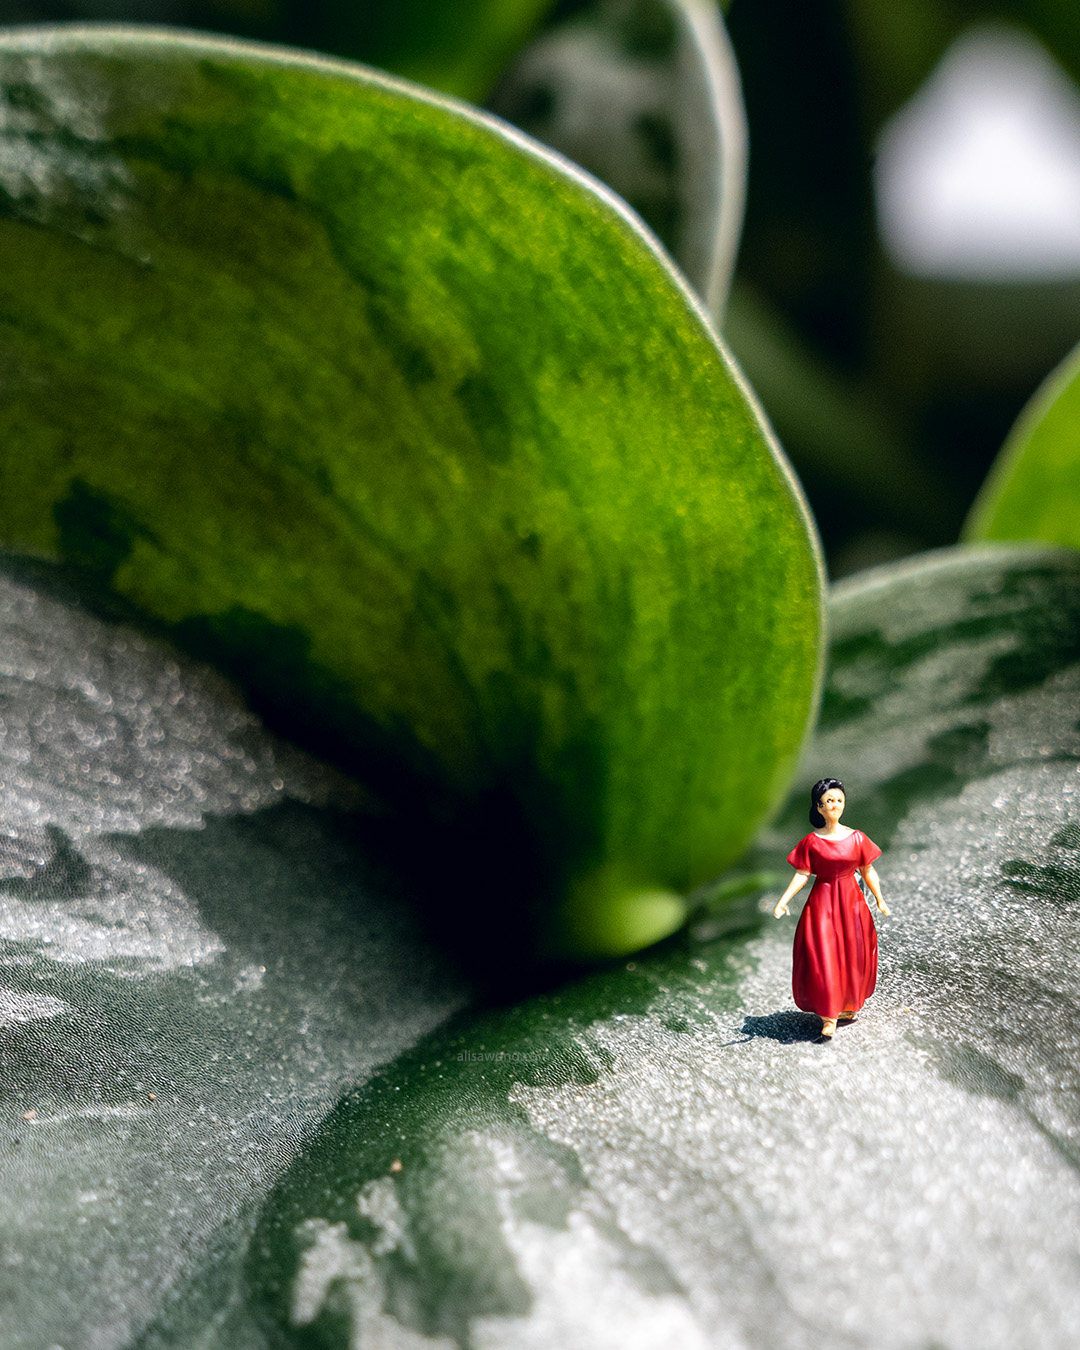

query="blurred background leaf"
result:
[725,0,1080,572]
[966,337,1080,544]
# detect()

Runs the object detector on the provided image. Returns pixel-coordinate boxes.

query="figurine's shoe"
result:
[838,1011,858,1024]
[819,1018,837,1039]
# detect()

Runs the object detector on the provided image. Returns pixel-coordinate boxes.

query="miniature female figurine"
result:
[773,778,889,1039]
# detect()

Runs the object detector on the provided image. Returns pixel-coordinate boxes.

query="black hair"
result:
[810,778,844,828]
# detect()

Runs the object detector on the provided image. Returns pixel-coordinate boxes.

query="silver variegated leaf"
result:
[0,557,466,1349]
[247,544,1080,1350]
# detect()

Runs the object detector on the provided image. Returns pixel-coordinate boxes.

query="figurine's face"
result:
[818,789,845,824]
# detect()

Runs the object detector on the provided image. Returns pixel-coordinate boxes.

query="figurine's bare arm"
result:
[773,870,810,918]
[859,863,890,915]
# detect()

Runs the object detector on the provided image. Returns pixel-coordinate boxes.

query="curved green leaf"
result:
[0,552,467,1350]
[0,26,822,957]
[246,543,1080,1348]
[965,338,1080,547]
[489,0,747,317]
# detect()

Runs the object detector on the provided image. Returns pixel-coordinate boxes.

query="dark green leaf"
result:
[247,544,1080,1348]
[0,26,822,957]
[965,338,1080,548]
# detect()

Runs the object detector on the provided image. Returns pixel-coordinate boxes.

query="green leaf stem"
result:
[0,26,822,958]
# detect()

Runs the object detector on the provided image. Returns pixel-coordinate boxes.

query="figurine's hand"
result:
[773,899,790,918]
[876,898,891,916]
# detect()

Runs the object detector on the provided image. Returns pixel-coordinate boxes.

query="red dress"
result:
[786,830,882,1019]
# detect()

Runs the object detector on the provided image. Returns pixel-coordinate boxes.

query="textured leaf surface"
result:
[0,554,467,1350]
[0,26,820,956]
[489,0,746,316]
[248,544,1080,1349]
[966,338,1080,547]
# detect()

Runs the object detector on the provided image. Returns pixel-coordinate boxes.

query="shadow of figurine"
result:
[740,1011,822,1043]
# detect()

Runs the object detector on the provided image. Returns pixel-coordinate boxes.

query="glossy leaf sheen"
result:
[0,554,467,1350]
[0,27,821,955]
[248,544,1080,1348]
[965,337,1080,547]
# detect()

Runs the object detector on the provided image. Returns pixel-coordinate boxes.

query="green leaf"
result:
[0,553,467,1350]
[965,339,1080,548]
[489,0,747,316]
[246,543,1080,1348]
[0,26,822,958]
